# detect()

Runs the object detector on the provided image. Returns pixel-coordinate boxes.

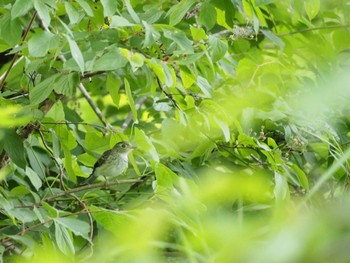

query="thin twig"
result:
[0,11,37,91]
[80,71,106,80]
[55,54,115,132]
[155,77,181,110]
[41,121,107,131]
[78,83,116,132]
[211,24,350,38]
[37,129,66,190]
[69,193,94,242]
[277,24,350,37]
[41,179,144,203]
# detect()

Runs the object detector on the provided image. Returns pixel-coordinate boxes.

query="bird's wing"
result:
[80,149,112,185]
[92,149,112,172]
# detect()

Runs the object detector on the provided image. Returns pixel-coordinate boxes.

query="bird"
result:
[80,141,135,185]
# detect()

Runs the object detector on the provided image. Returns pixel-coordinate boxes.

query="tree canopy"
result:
[1,0,350,262]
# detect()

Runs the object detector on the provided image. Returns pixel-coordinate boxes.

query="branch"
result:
[277,24,350,37]
[40,179,145,203]
[56,53,115,132]
[80,71,106,80]
[78,82,116,132]
[155,77,181,110]
[41,121,107,130]
[69,193,94,242]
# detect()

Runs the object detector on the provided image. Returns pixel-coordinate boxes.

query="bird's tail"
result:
[80,173,98,185]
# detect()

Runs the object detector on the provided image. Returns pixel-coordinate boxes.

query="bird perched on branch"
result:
[81,141,135,185]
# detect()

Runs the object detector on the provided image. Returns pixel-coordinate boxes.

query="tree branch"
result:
[155,77,181,110]
[40,179,145,203]
[78,82,116,132]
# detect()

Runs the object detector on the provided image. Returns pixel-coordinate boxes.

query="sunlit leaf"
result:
[166,0,195,26]
[75,0,93,16]
[64,35,85,72]
[34,0,51,28]
[29,74,58,105]
[100,0,119,17]
[65,2,80,24]
[304,0,320,20]
[124,78,138,123]
[198,2,216,30]
[0,15,22,46]
[28,30,55,57]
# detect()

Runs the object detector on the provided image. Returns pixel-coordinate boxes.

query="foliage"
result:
[0,0,350,262]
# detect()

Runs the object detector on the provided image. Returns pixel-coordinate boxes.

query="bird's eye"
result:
[121,143,126,148]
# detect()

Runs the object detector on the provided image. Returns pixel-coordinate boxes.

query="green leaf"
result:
[142,21,160,48]
[56,126,77,150]
[304,0,320,20]
[53,73,79,96]
[100,0,119,16]
[124,78,138,123]
[154,163,178,201]
[134,127,159,162]
[124,0,140,23]
[63,147,75,182]
[3,130,26,168]
[65,2,80,24]
[198,3,217,30]
[261,29,285,49]
[196,76,212,98]
[29,74,58,105]
[109,15,135,27]
[26,146,46,179]
[54,221,75,255]
[213,116,230,142]
[106,73,121,107]
[0,104,32,128]
[291,164,309,190]
[274,171,289,201]
[163,29,193,53]
[180,66,196,88]
[161,62,175,87]
[34,0,51,28]
[167,0,196,26]
[92,47,127,71]
[11,0,34,19]
[75,0,93,16]
[54,217,90,240]
[255,0,276,5]
[25,166,42,190]
[190,26,207,42]
[0,15,22,46]
[91,207,133,235]
[45,100,65,121]
[119,48,144,72]
[208,35,228,62]
[65,35,85,72]
[28,30,54,57]
[145,59,166,85]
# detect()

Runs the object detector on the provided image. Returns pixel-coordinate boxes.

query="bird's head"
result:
[113,141,135,154]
